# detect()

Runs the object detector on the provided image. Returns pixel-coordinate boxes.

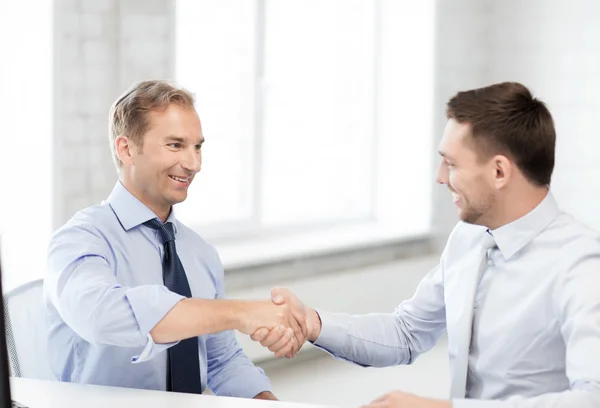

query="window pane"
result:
[261,0,375,227]
[175,0,256,225]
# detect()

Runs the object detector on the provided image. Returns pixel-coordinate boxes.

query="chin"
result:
[168,193,188,206]
[462,214,485,226]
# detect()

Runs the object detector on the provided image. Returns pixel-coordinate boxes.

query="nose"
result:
[182,148,202,174]
[435,159,448,185]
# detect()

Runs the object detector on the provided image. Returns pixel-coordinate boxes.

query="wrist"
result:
[307,308,322,342]
[226,299,248,331]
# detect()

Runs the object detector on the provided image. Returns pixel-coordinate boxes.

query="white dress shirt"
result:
[314,191,600,407]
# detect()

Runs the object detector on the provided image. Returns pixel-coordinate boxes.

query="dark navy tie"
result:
[143,218,202,394]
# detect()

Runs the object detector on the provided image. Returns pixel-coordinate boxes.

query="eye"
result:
[167,143,182,149]
[195,144,202,151]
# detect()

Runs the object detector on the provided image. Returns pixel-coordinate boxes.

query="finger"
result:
[250,328,269,342]
[269,328,294,355]
[287,310,305,346]
[286,347,298,359]
[292,307,308,340]
[260,325,287,348]
[275,334,297,358]
[286,331,302,358]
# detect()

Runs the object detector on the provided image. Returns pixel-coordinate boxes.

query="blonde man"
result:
[44,80,306,399]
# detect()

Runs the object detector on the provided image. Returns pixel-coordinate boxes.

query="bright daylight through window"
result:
[176,0,434,268]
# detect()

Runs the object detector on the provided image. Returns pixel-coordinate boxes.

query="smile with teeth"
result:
[169,175,190,183]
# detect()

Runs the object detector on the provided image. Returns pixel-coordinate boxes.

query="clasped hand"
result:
[242,288,310,358]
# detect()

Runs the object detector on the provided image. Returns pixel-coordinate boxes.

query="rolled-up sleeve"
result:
[205,330,271,398]
[46,224,185,362]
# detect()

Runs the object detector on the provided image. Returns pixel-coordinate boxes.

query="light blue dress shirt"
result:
[44,181,271,397]
[314,191,600,407]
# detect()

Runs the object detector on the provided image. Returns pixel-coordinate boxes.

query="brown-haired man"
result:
[256,82,600,407]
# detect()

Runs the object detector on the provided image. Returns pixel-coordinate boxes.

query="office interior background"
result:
[0,0,599,406]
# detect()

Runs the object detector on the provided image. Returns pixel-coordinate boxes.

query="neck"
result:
[487,184,549,230]
[119,175,171,223]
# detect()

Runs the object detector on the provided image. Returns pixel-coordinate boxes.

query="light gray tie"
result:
[450,231,497,399]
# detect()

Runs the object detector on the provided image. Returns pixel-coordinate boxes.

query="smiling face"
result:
[436,118,497,226]
[116,104,204,220]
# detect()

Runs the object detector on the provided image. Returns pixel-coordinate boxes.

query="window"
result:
[0,1,53,290]
[175,0,434,268]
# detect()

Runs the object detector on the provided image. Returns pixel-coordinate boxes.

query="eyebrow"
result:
[165,135,205,144]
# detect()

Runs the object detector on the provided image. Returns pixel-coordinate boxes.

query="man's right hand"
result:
[236,295,307,358]
[250,288,321,358]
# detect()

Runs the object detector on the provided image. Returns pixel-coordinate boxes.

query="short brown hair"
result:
[108,80,196,169]
[446,82,555,186]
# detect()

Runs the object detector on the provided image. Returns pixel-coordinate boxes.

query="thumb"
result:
[271,288,285,304]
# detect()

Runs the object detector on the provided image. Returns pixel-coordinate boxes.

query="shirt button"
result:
[473,302,479,310]
[487,259,494,266]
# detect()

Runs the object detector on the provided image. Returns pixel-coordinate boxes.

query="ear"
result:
[115,135,135,167]
[492,155,512,189]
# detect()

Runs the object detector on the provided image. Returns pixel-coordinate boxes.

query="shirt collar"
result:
[489,190,560,260]
[106,181,178,233]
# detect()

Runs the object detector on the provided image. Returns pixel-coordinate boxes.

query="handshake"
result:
[237,288,321,358]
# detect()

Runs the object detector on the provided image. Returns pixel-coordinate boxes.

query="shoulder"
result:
[51,203,117,243]
[47,204,120,275]
[544,212,600,262]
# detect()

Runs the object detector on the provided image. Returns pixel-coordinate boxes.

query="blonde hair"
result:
[108,80,196,169]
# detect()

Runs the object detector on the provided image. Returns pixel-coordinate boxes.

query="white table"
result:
[10,378,341,408]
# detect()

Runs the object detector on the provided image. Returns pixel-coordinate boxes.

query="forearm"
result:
[151,298,248,343]
[312,309,432,367]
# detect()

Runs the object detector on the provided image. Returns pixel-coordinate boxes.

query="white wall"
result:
[487,0,600,230]
[432,0,600,241]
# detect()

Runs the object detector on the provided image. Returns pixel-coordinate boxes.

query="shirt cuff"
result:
[126,284,185,336]
[217,366,272,398]
[241,369,272,399]
[312,309,352,356]
[125,285,185,362]
[132,334,179,363]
